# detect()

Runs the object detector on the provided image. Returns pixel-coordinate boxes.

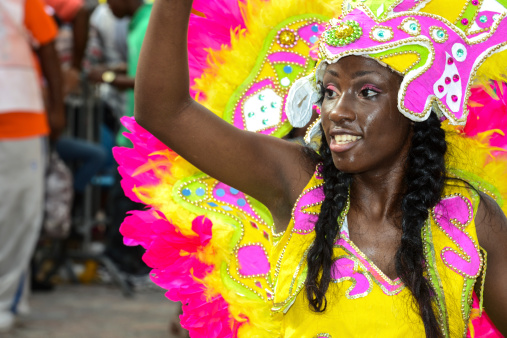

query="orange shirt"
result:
[0,0,58,139]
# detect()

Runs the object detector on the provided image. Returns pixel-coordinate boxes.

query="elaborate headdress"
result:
[286,0,507,141]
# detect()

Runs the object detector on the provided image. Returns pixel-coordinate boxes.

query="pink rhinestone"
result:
[445,77,451,85]
[451,95,458,102]
[447,58,454,65]
[438,85,444,93]
[472,0,478,5]
[461,18,469,25]
[453,74,460,82]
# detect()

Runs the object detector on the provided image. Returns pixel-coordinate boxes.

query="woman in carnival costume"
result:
[114,0,507,336]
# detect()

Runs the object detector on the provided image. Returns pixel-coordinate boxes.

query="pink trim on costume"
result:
[292,185,324,234]
[331,257,371,297]
[237,245,270,276]
[433,196,481,277]
[267,52,307,65]
[336,233,403,293]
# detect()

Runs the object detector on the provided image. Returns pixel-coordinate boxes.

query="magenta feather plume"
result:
[465,81,507,151]
[188,0,247,98]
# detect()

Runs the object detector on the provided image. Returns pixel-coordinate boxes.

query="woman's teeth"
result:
[334,134,362,144]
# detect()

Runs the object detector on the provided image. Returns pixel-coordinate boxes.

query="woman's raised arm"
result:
[134,0,314,222]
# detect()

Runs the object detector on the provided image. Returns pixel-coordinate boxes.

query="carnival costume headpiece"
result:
[286,0,507,142]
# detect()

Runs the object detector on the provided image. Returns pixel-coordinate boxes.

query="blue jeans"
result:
[56,137,107,193]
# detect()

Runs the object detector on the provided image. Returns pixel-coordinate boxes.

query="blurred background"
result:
[0,0,185,336]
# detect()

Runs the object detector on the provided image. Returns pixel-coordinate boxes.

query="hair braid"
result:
[305,133,352,312]
[395,112,446,337]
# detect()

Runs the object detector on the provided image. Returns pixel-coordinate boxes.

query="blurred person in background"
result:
[42,0,110,219]
[85,0,152,277]
[44,0,91,95]
[0,0,64,332]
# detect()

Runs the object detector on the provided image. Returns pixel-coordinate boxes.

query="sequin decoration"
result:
[370,25,394,42]
[175,174,275,300]
[398,17,421,36]
[225,16,325,136]
[452,43,467,62]
[433,52,463,113]
[243,87,283,132]
[277,28,298,48]
[323,20,362,46]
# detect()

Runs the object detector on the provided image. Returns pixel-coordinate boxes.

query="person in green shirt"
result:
[87,0,153,147]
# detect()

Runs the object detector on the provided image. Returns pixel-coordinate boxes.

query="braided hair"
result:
[304,112,446,337]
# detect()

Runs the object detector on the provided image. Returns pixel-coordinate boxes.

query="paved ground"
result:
[4,284,182,338]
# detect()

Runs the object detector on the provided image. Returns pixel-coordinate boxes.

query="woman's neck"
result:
[348,164,406,224]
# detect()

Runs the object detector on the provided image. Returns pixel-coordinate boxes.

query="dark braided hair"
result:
[304,112,446,337]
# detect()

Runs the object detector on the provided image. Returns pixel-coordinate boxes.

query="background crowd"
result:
[0,0,166,334]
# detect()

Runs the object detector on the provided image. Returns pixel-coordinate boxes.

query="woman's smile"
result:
[329,131,363,152]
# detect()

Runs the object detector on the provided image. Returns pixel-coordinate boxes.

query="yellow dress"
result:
[271,169,485,337]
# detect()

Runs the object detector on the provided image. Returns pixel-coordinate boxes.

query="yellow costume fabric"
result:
[271,168,484,337]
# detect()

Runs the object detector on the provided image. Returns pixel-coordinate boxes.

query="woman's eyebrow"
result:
[352,70,377,78]
[325,69,380,78]
[326,69,340,78]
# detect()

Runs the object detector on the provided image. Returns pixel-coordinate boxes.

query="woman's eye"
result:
[360,87,380,98]
[325,89,337,98]
[324,85,339,98]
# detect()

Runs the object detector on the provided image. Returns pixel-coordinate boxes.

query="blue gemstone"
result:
[310,36,318,44]
[182,188,191,197]
[283,65,293,74]
[215,188,225,197]
[195,188,205,196]
[222,206,233,211]
[229,187,239,195]
[237,198,247,207]
[207,202,218,207]
[312,25,319,33]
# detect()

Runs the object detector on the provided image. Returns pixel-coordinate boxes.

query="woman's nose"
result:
[327,93,356,123]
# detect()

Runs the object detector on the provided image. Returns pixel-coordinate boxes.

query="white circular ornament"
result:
[452,43,467,62]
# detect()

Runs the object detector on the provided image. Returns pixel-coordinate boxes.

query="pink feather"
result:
[116,117,238,337]
[465,81,507,150]
[466,292,503,337]
[188,0,247,98]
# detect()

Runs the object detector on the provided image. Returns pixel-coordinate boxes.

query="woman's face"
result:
[320,56,413,175]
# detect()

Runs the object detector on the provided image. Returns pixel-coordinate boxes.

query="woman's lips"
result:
[329,134,362,152]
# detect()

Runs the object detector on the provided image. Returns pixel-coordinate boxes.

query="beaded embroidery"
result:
[285,0,507,139]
